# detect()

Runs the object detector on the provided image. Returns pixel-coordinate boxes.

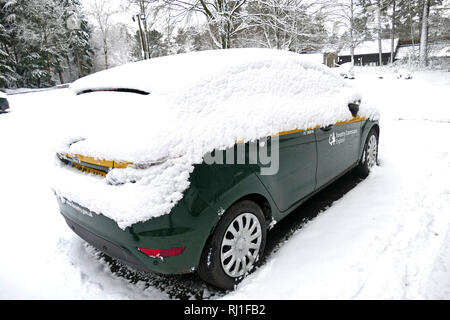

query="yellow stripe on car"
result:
[61,117,368,175]
[63,153,132,169]
[237,117,368,142]
[60,153,132,177]
[335,116,368,126]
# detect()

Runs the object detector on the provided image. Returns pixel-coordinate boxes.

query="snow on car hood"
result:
[0,91,7,99]
[52,48,380,229]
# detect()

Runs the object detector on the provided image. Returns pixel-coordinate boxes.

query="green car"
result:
[54,49,380,290]
[0,91,9,113]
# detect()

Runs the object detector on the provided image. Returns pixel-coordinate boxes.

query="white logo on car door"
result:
[329,129,358,147]
[329,132,336,146]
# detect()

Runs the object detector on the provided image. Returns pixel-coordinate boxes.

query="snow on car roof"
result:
[0,91,7,98]
[72,48,335,95]
[66,48,376,163]
[53,48,380,228]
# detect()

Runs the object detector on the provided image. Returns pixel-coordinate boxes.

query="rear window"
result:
[76,88,150,96]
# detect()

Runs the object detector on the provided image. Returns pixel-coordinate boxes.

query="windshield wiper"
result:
[77,88,150,95]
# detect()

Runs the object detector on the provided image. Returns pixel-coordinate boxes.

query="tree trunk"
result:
[44,32,52,77]
[420,0,431,67]
[140,0,150,59]
[66,55,73,80]
[47,53,52,76]
[75,49,83,78]
[390,0,396,64]
[137,16,147,59]
[58,69,64,84]
[103,37,109,69]
[377,1,383,66]
[408,0,416,57]
[350,0,355,65]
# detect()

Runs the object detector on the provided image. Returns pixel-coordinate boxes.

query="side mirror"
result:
[348,103,359,117]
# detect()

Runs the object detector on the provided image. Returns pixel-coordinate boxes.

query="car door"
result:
[254,129,317,213]
[315,112,362,189]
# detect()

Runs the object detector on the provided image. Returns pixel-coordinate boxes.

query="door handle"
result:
[320,125,333,132]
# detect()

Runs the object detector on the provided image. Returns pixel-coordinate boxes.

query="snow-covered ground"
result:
[0,68,449,299]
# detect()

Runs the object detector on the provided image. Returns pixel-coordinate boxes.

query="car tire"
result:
[198,200,267,290]
[355,128,379,178]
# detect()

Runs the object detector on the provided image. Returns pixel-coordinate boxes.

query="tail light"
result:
[138,246,186,258]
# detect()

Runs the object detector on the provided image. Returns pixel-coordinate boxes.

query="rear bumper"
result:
[62,214,148,271]
[56,191,219,275]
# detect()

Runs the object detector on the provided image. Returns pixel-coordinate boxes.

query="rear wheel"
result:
[355,128,378,178]
[198,200,267,290]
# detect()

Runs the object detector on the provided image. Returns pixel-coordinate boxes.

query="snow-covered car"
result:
[0,91,9,113]
[52,49,380,290]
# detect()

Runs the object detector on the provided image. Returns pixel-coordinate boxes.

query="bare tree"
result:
[164,0,248,49]
[88,0,119,69]
[243,0,325,51]
[362,0,390,66]
[318,0,367,64]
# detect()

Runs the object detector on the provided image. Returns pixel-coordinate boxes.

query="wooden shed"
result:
[338,39,399,66]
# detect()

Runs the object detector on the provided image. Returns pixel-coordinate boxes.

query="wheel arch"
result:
[359,120,380,160]
[371,123,380,138]
[210,192,273,236]
[230,193,273,224]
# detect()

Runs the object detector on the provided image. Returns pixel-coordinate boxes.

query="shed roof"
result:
[339,39,399,56]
